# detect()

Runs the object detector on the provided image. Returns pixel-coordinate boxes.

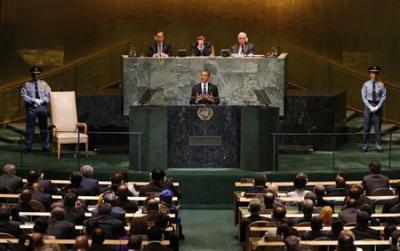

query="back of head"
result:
[254,172,266,187]
[80,165,94,178]
[349,185,363,199]
[302,199,314,215]
[103,192,118,206]
[303,192,317,204]
[116,169,129,182]
[359,203,374,216]
[33,218,48,234]
[391,230,400,249]
[273,205,287,220]
[20,189,32,203]
[70,171,83,186]
[346,198,358,208]
[154,213,170,229]
[331,219,344,237]
[337,170,348,180]
[91,227,106,244]
[293,173,308,189]
[384,224,397,240]
[151,169,166,183]
[319,206,333,226]
[98,203,112,215]
[3,164,16,176]
[17,234,33,250]
[117,184,130,199]
[31,232,44,248]
[147,226,163,241]
[264,192,275,207]
[369,160,381,174]
[310,216,323,231]
[51,207,65,221]
[0,206,10,221]
[313,184,326,198]
[27,169,40,183]
[75,235,89,250]
[248,199,261,215]
[267,184,279,196]
[337,230,356,251]
[128,235,143,250]
[146,199,159,214]
[63,192,77,207]
[356,211,370,226]
[110,172,124,185]
[335,175,346,188]
[284,235,301,251]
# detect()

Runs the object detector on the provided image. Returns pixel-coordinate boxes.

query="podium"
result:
[129,105,279,171]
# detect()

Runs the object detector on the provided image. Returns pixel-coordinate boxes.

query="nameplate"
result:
[189,136,222,146]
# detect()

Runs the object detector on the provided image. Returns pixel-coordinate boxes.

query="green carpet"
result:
[180,210,241,251]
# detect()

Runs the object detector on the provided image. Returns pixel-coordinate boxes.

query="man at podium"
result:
[190,70,220,105]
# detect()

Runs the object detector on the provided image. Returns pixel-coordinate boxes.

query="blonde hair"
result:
[319,206,333,226]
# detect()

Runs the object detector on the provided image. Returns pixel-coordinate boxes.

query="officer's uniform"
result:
[361,66,387,152]
[20,67,51,151]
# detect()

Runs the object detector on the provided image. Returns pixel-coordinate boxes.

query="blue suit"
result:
[80,177,100,196]
[361,80,387,150]
[20,80,51,151]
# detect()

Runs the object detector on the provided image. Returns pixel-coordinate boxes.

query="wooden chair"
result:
[245,221,276,251]
[370,188,394,196]
[50,91,88,159]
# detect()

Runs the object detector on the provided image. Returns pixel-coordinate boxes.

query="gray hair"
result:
[3,164,16,175]
[237,32,247,38]
[80,165,94,177]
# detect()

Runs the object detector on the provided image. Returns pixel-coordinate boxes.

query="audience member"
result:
[80,165,100,196]
[63,192,85,225]
[75,235,89,250]
[302,216,327,240]
[288,173,310,198]
[0,164,23,193]
[0,206,22,237]
[319,206,333,226]
[143,226,173,251]
[338,198,358,225]
[62,171,88,196]
[31,182,52,210]
[350,211,380,240]
[46,207,76,239]
[245,172,267,194]
[362,160,389,195]
[116,184,138,213]
[88,227,114,251]
[239,199,267,242]
[336,230,362,251]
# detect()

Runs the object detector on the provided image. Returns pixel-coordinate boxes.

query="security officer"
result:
[20,67,51,153]
[361,66,387,152]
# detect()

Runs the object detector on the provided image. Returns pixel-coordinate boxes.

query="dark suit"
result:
[32,190,52,210]
[244,186,267,194]
[302,230,328,240]
[143,242,173,251]
[147,42,172,57]
[189,83,220,105]
[382,197,399,213]
[0,220,23,237]
[362,173,389,195]
[117,198,138,213]
[46,219,76,239]
[0,174,23,193]
[191,42,212,56]
[351,225,381,240]
[64,206,85,225]
[80,177,100,196]
[338,207,358,225]
[230,43,255,55]
[88,243,114,251]
[84,214,126,239]
[138,182,164,197]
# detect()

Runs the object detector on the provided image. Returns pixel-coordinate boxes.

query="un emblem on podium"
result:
[197,107,214,121]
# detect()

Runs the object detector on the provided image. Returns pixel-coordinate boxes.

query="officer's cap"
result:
[30,67,42,74]
[368,66,381,73]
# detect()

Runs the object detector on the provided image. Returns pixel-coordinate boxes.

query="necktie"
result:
[34,82,40,99]
[372,81,377,102]
[158,44,162,53]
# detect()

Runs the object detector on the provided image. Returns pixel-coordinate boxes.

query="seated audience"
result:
[14,234,33,251]
[139,169,167,196]
[327,175,348,196]
[32,218,62,251]
[313,184,334,210]
[383,182,400,213]
[362,160,389,195]
[0,164,23,193]
[264,191,282,210]
[88,227,114,251]
[63,192,86,225]
[336,230,362,251]
[271,205,288,225]
[350,211,380,240]
[143,226,173,251]
[127,235,143,251]
[31,182,52,210]
[347,184,375,208]
[327,218,343,239]
[288,173,310,198]
[386,230,400,251]
[302,216,328,240]
[24,169,59,195]
[294,199,314,225]
[159,189,184,240]
[154,213,179,251]
[117,169,139,196]
[62,171,88,196]
[31,232,52,251]
[100,171,124,198]
[338,198,359,225]
[11,189,39,221]
[116,184,138,213]
[239,199,267,242]
[244,172,267,194]
[80,165,100,196]
[84,202,126,239]
[46,207,76,239]
[0,206,22,237]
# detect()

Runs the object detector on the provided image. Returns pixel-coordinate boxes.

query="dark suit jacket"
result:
[64,206,85,225]
[239,214,268,242]
[0,174,23,193]
[147,42,172,57]
[88,243,114,251]
[191,42,212,56]
[32,190,52,210]
[84,214,126,239]
[46,219,76,239]
[138,182,164,197]
[0,220,23,237]
[117,198,139,213]
[230,43,255,55]
[338,207,358,224]
[362,173,389,195]
[302,230,328,240]
[189,83,220,105]
[80,177,100,196]
[351,225,381,240]
[244,186,267,195]
[143,242,173,251]
[382,197,399,213]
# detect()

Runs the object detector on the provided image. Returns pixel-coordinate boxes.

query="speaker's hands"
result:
[195,93,206,103]
[206,93,215,103]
